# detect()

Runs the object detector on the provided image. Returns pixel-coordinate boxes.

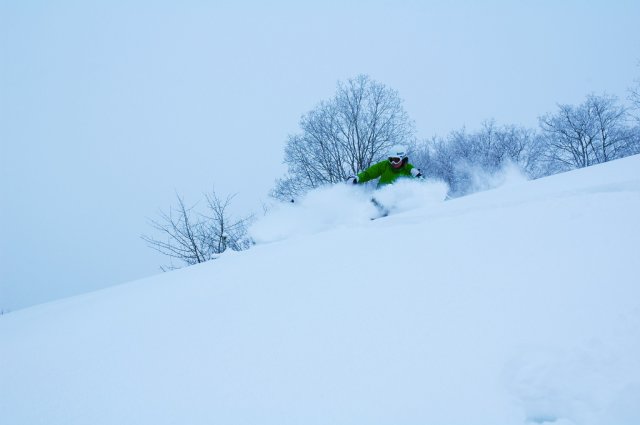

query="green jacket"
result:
[357,160,417,187]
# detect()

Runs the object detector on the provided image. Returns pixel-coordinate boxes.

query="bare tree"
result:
[202,192,253,253]
[539,94,637,170]
[630,68,640,118]
[592,95,639,160]
[631,85,640,113]
[142,190,253,270]
[414,121,544,197]
[272,74,416,200]
[629,70,640,147]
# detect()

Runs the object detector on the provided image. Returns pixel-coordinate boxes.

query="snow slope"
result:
[2,155,639,425]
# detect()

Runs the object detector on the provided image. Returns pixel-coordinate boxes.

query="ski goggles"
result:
[389,157,403,165]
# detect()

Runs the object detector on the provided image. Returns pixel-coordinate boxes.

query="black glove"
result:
[346,176,358,185]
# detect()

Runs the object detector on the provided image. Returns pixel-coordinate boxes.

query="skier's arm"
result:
[357,162,385,183]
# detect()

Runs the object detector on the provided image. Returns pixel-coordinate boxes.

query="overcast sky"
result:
[2,0,639,312]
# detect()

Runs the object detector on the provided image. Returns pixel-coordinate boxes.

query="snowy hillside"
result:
[2,155,640,425]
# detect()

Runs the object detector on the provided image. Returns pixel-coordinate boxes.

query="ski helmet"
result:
[388,145,408,165]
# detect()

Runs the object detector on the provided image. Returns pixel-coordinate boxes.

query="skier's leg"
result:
[370,197,389,218]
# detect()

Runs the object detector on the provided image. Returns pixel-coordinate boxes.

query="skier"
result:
[346,145,423,186]
[346,145,423,218]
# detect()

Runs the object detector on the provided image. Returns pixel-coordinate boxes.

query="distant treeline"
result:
[273,74,640,200]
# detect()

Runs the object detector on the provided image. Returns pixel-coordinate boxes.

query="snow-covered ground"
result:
[2,155,639,425]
